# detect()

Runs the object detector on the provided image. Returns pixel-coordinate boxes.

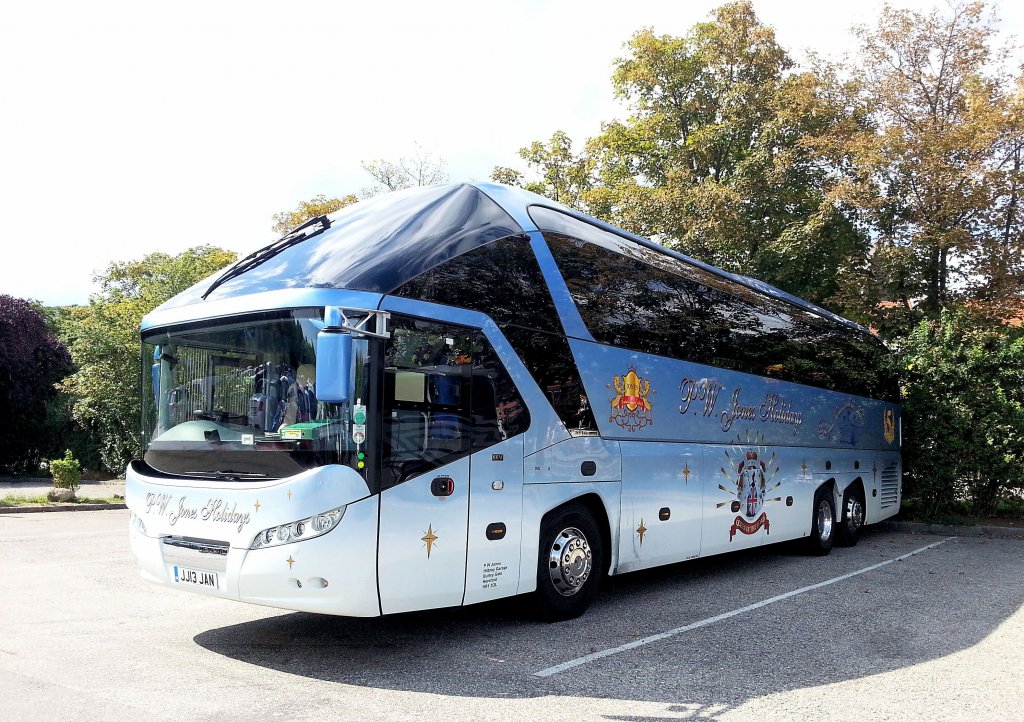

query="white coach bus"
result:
[127,183,902,620]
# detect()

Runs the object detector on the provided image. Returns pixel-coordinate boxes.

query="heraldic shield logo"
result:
[719,434,782,540]
[608,367,653,432]
[883,408,896,444]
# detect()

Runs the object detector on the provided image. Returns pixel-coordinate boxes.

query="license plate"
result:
[173,565,219,589]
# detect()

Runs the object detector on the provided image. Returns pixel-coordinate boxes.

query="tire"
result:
[805,488,835,556]
[836,485,866,547]
[534,503,605,622]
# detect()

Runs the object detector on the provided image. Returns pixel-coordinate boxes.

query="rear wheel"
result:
[534,504,604,622]
[805,489,835,556]
[836,486,865,547]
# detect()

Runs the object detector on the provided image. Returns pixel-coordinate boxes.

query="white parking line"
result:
[534,537,954,678]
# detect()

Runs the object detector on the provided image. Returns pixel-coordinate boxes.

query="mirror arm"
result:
[325,307,390,339]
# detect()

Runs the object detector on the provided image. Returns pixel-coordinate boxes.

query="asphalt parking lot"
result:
[1,510,1022,721]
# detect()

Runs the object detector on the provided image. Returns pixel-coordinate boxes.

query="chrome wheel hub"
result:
[548,527,593,597]
[846,498,864,530]
[817,499,833,542]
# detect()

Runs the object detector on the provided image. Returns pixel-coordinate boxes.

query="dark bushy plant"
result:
[0,295,74,474]
[900,310,1024,516]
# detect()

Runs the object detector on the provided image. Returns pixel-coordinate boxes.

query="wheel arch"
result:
[835,476,867,525]
[547,492,613,576]
[816,478,839,524]
[842,476,866,502]
[518,482,622,594]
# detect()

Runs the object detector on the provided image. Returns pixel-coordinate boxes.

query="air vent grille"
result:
[880,463,900,508]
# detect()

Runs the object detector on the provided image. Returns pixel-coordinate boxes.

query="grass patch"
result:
[0,495,123,507]
[0,495,51,506]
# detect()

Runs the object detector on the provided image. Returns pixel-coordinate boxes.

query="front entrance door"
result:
[377,319,474,614]
[375,316,535,614]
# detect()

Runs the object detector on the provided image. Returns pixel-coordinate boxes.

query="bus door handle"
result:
[431,476,455,497]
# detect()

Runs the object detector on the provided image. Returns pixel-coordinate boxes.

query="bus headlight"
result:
[249,505,347,549]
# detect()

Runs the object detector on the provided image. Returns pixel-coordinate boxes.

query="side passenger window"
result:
[381,318,530,488]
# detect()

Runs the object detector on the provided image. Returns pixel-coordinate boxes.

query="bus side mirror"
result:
[316,331,353,403]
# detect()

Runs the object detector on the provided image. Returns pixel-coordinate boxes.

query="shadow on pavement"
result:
[194,531,1023,714]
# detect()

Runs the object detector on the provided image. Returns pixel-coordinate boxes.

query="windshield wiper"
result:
[187,470,270,480]
[201,215,332,300]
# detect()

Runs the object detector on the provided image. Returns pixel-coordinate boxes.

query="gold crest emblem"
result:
[883,408,896,444]
[609,368,653,432]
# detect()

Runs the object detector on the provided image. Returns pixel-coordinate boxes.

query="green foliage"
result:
[271,147,449,234]
[59,246,237,475]
[517,131,593,208]
[40,391,104,473]
[900,310,1024,516]
[845,1,1024,324]
[497,2,872,313]
[0,495,121,507]
[497,1,1022,328]
[489,166,524,187]
[994,496,1024,518]
[50,450,81,492]
[271,194,358,235]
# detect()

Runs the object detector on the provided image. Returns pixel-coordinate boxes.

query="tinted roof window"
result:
[540,226,897,402]
[164,184,522,309]
[392,235,561,334]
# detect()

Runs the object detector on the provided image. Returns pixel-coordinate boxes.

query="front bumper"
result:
[126,464,381,617]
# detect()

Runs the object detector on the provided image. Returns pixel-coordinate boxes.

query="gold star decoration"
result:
[287,490,293,500]
[801,460,808,478]
[682,463,691,484]
[636,519,647,546]
[253,499,261,513]
[421,524,439,559]
[286,555,295,569]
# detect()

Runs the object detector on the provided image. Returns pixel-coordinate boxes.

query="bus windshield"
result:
[141,309,368,480]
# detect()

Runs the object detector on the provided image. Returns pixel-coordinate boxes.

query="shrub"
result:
[50,450,82,493]
[0,295,74,474]
[899,310,1024,516]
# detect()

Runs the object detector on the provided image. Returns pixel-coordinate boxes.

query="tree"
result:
[360,143,448,197]
[59,246,237,474]
[966,72,1024,319]
[846,1,1024,325]
[517,131,594,208]
[499,2,872,312]
[271,194,358,235]
[271,145,449,234]
[489,166,525,187]
[0,295,73,473]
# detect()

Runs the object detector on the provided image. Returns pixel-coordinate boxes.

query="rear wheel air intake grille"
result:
[880,464,900,508]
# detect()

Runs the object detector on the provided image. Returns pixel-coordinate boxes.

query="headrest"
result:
[296,364,316,385]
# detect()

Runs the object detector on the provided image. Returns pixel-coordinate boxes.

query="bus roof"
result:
[144,182,874,340]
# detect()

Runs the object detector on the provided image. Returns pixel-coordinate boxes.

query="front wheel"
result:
[804,489,835,556]
[534,504,604,622]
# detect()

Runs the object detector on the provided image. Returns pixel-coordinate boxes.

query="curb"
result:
[879,520,1024,539]
[0,503,127,515]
